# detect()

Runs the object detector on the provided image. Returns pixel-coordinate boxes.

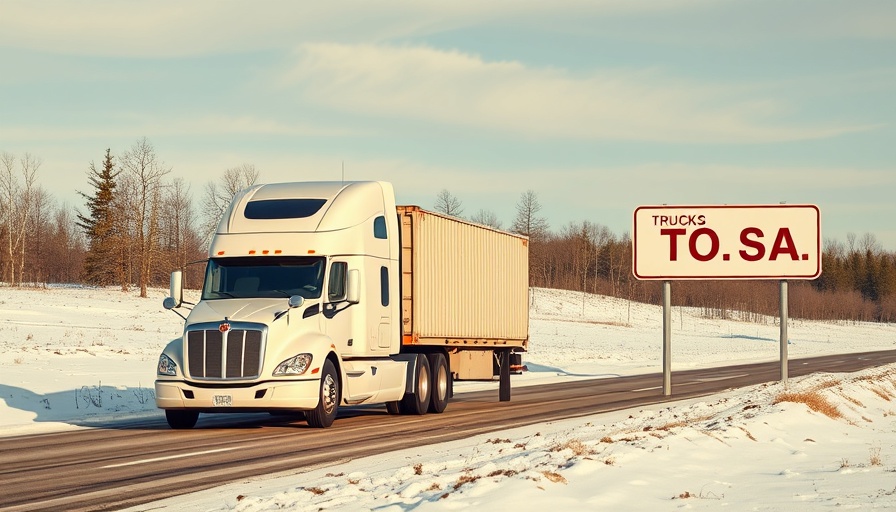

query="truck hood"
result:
[186,298,296,326]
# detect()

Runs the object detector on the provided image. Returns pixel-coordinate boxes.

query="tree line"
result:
[435,189,896,324]
[533,221,896,323]
[0,139,254,296]
[1,146,895,324]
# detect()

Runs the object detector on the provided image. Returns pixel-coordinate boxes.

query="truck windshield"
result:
[201,256,326,300]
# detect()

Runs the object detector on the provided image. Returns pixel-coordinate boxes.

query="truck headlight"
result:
[158,354,177,376]
[273,354,312,376]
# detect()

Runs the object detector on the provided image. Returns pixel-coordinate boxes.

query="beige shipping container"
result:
[398,206,529,350]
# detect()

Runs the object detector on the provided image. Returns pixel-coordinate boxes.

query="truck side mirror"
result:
[347,269,360,304]
[166,271,183,309]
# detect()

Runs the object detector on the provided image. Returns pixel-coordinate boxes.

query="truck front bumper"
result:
[155,379,320,410]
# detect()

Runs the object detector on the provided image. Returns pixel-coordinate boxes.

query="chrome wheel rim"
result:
[322,374,337,415]
[419,366,429,398]
[436,364,448,401]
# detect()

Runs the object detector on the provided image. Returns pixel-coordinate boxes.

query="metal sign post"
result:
[663,280,672,396]
[780,280,789,382]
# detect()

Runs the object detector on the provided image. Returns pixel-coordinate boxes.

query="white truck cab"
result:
[156,181,528,429]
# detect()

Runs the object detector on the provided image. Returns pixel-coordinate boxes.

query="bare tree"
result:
[24,186,53,283]
[201,164,259,246]
[558,221,595,314]
[860,232,881,254]
[582,221,615,295]
[0,152,41,285]
[607,232,630,297]
[161,178,204,287]
[433,189,464,217]
[470,209,502,229]
[510,190,549,287]
[511,190,549,240]
[0,152,14,283]
[43,204,85,283]
[119,138,171,297]
[163,178,192,267]
[114,173,137,292]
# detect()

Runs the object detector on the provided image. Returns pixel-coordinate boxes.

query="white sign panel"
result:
[633,205,821,280]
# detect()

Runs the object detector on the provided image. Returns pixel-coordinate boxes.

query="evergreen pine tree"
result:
[77,149,120,285]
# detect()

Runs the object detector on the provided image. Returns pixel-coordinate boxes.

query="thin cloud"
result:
[591,163,896,189]
[169,116,354,137]
[281,43,873,144]
[578,1,896,45]
[0,1,695,58]
[0,116,351,143]
[2,1,890,59]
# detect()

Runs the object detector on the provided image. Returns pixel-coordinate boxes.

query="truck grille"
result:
[186,328,264,379]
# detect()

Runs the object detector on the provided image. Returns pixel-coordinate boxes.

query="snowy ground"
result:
[1,286,895,510]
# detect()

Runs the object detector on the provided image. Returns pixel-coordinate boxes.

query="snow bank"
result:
[1,286,895,510]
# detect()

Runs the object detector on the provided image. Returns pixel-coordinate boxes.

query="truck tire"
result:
[428,352,450,414]
[306,359,339,428]
[166,410,199,429]
[399,353,431,415]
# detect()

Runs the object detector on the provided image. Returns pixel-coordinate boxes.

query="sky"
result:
[2,0,896,249]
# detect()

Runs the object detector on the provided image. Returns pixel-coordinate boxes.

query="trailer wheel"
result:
[306,359,339,428]
[428,352,450,414]
[166,410,199,429]
[399,353,431,415]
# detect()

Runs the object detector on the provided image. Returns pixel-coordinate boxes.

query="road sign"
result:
[633,204,821,280]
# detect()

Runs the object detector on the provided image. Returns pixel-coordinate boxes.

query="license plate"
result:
[213,395,233,407]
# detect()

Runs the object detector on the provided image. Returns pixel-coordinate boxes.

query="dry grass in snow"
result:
[773,389,843,419]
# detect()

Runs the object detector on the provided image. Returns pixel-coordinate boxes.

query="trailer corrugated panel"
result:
[398,206,528,349]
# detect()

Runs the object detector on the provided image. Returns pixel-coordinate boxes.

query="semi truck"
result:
[155,181,529,429]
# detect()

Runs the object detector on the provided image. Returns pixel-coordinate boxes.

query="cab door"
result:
[322,260,358,355]
[367,216,396,353]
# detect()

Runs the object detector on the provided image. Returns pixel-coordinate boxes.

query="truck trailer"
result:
[155,181,529,429]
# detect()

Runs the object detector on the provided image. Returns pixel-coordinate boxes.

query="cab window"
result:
[328,262,347,301]
[373,216,387,239]
[380,266,389,306]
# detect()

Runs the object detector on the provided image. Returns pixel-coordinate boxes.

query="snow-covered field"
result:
[2,286,896,510]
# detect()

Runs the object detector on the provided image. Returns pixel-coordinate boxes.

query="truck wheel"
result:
[306,359,339,428]
[166,410,199,429]
[428,352,450,414]
[399,353,431,415]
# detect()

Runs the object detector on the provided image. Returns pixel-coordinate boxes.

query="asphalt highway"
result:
[2,349,896,511]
